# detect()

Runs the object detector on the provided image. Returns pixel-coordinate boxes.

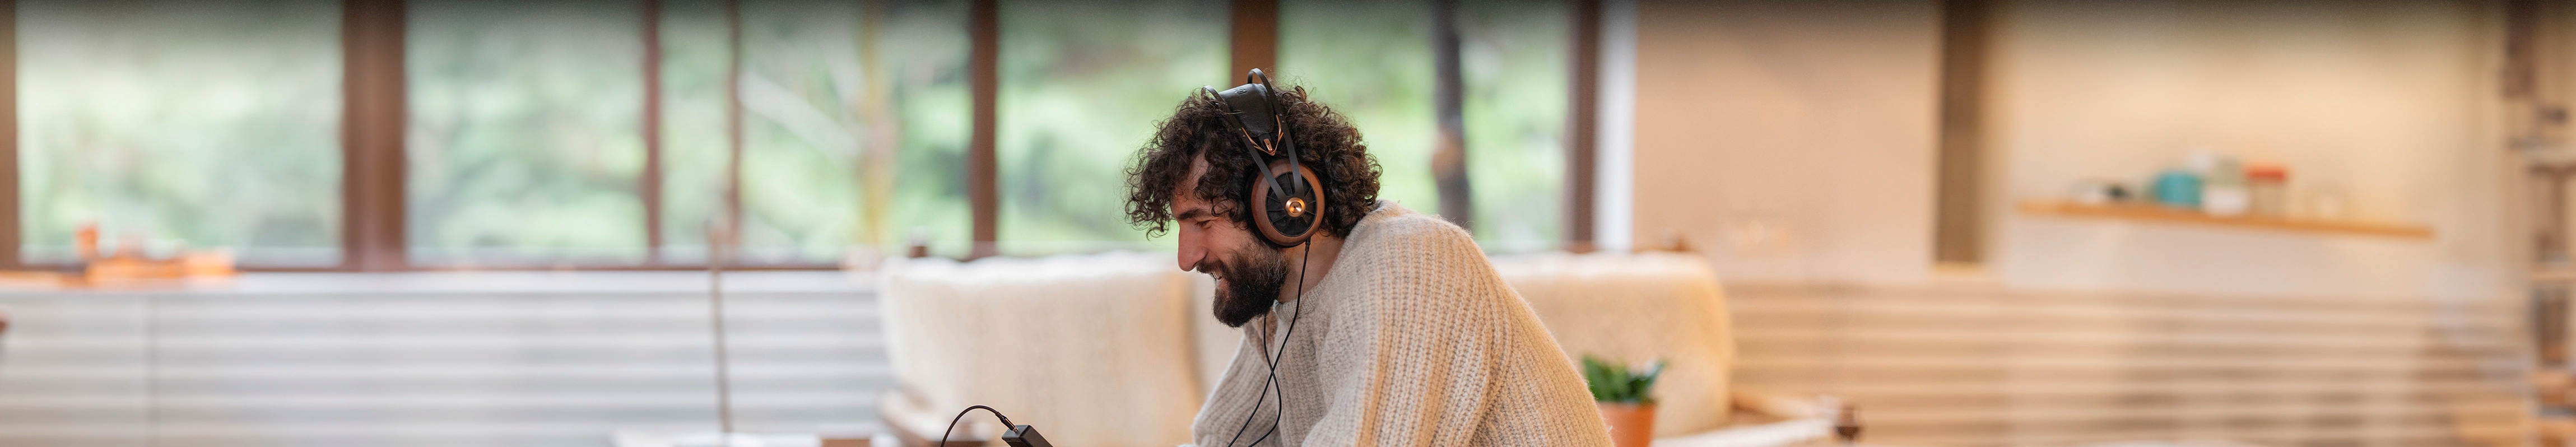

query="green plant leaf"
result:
[1579,355,1662,404]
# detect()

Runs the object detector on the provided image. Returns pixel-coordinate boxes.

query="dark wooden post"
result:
[1229,0,1278,79]
[1565,0,1602,253]
[1933,0,1990,264]
[1430,0,1473,230]
[343,0,410,271]
[643,0,666,264]
[967,0,1001,259]
[0,0,18,268]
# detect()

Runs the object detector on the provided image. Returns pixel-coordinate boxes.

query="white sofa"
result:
[876,251,1837,447]
[1493,252,1838,447]
[876,253,1225,447]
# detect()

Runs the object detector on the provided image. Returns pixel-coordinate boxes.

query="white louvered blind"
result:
[0,272,884,447]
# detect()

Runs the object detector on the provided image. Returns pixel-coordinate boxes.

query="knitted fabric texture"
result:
[1188,203,1616,447]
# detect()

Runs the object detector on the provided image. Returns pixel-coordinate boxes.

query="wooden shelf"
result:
[2017,200,2433,240]
[2537,269,2576,283]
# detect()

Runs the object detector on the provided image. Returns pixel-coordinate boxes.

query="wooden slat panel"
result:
[1728,285,2527,447]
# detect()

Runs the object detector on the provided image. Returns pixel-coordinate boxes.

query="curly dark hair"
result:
[1126,84,1382,239]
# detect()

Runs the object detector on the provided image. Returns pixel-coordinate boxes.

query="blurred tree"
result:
[996,0,1226,255]
[1283,0,1565,252]
[18,0,345,266]
[1458,0,1570,252]
[406,0,649,266]
[659,0,973,263]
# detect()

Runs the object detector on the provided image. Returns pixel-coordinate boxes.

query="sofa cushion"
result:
[877,253,1206,447]
[1493,252,1736,437]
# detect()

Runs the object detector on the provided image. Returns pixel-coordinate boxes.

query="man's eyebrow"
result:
[1175,207,1211,221]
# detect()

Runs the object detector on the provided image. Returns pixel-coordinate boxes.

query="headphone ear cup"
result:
[1248,162,1326,247]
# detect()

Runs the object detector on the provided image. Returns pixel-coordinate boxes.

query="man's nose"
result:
[1177,229,1206,272]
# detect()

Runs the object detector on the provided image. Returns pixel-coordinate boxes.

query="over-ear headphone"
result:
[1204,69,1324,447]
[1203,69,1326,248]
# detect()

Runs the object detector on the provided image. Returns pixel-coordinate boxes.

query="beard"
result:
[1202,239,1291,328]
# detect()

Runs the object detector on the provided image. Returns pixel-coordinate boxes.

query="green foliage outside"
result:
[406,0,650,264]
[991,0,1570,255]
[996,0,1226,255]
[1282,0,1566,253]
[656,0,973,263]
[411,0,971,264]
[18,0,345,266]
[21,0,1571,265]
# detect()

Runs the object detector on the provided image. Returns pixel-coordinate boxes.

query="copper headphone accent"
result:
[1248,161,1324,247]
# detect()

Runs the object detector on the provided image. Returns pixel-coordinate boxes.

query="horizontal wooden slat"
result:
[1727,285,2528,447]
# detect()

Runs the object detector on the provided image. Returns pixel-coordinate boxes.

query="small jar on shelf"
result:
[2247,163,2289,217]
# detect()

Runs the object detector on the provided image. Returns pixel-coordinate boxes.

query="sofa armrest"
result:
[1722,392,1859,445]
[1648,417,1834,447]
[1731,391,1826,420]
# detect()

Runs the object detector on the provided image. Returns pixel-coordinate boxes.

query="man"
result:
[1123,78,1614,447]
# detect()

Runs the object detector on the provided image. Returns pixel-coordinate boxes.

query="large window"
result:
[695,0,971,264]
[18,0,345,266]
[406,0,649,266]
[1457,0,1570,252]
[403,0,966,267]
[871,1,976,260]
[1282,0,1566,252]
[13,0,1584,268]
[1279,0,1440,231]
[997,0,1226,255]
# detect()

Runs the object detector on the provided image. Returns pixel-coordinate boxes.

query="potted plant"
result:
[1583,356,1664,447]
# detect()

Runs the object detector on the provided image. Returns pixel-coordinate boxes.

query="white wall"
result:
[1594,0,1639,254]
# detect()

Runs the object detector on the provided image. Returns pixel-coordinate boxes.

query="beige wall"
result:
[1629,0,1942,286]
[1985,1,2514,300]
[1622,6,2528,445]
[1625,4,2527,445]
[1629,0,2516,300]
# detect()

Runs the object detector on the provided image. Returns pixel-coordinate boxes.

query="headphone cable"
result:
[938,405,1014,447]
[1239,248,1310,447]
[1224,245,1313,447]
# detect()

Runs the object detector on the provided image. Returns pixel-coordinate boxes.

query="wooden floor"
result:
[1727,284,2531,447]
[0,272,884,447]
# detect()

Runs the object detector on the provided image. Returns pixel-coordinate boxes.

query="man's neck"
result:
[1276,233,1344,304]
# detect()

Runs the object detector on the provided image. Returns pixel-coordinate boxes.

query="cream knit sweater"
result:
[1188,203,1615,447]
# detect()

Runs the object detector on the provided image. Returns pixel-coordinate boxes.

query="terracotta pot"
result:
[1596,402,1656,447]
